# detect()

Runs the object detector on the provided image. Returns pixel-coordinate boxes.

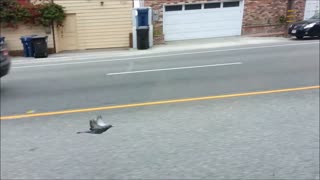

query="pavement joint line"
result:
[12,42,319,69]
[1,85,319,120]
[106,62,242,75]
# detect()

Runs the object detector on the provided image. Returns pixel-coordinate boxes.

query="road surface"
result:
[1,40,319,179]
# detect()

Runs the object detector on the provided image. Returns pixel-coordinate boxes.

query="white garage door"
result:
[304,0,320,20]
[163,1,244,41]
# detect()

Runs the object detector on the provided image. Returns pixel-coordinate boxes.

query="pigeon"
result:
[77,115,113,134]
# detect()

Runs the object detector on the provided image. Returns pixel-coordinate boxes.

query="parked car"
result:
[288,12,320,39]
[0,42,11,78]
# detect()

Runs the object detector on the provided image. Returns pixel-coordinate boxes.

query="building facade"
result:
[1,0,319,55]
[1,0,133,55]
[144,0,313,44]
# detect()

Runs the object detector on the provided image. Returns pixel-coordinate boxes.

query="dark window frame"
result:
[185,4,202,10]
[165,5,183,12]
[223,1,240,8]
[204,3,221,9]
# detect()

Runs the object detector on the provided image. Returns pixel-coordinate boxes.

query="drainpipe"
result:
[288,0,294,10]
[285,0,294,37]
[51,0,57,53]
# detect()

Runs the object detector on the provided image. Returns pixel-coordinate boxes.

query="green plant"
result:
[0,0,31,28]
[22,4,42,25]
[279,15,287,24]
[38,3,65,27]
[153,27,163,36]
[0,0,65,28]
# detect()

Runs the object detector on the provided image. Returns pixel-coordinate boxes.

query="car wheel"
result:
[296,35,304,40]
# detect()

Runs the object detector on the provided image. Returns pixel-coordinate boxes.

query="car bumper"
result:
[0,59,11,78]
[288,28,312,36]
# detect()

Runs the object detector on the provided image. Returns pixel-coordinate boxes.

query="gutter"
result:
[51,0,57,53]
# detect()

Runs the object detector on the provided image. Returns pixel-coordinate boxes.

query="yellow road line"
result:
[1,86,319,120]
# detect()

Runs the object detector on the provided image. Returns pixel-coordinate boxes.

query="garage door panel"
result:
[164,12,240,24]
[165,28,241,36]
[164,19,240,29]
[164,16,242,24]
[165,16,239,25]
[163,1,243,41]
[166,26,242,36]
[166,29,241,41]
[165,7,240,14]
[166,21,242,27]
[165,22,242,33]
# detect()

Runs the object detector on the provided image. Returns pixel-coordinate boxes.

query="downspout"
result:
[287,0,294,13]
[285,0,294,37]
[51,0,57,53]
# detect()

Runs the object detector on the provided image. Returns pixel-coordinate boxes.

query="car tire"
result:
[296,35,304,40]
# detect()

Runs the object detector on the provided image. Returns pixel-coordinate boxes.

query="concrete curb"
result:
[12,37,291,63]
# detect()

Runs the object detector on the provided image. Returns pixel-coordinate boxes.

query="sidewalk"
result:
[12,36,292,62]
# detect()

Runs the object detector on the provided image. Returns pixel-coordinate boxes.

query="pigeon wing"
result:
[97,118,107,127]
[97,115,102,120]
[90,120,99,130]
[89,120,94,130]
[96,115,107,126]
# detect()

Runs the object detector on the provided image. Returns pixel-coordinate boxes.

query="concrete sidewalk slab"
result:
[12,36,291,63]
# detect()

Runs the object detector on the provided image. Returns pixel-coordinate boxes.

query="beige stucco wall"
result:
[54,0,133,51]
[0,25,54,51]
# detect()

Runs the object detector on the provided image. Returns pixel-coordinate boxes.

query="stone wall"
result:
[242,0,305,35]
[291,0,306,21]
[242,0,287,35]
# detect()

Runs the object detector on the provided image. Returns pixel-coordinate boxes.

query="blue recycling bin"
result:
[20,35,36,57]
[137,9,149,27]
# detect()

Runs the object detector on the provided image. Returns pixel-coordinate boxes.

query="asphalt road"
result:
[1,41,319,115]
[1,40,319,179]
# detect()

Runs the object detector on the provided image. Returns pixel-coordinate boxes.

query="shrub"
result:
[0,0,65,28]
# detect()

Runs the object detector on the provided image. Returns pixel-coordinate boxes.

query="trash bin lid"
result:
[137,26,149,30]
[20,35,37,41]
[137,8,149,13]
[32,35,48,39]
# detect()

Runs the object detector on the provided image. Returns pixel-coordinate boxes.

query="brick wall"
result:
[291,0,306,21]
[242,0,287,35]
[242,0,305,35]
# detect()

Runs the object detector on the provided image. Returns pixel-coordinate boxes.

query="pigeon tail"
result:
[76,130,92,134]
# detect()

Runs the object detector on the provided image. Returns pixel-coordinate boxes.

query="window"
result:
[204,3,221,9]
[185,4,202,10]
[165,5,183,12]
[223,1,240,8]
